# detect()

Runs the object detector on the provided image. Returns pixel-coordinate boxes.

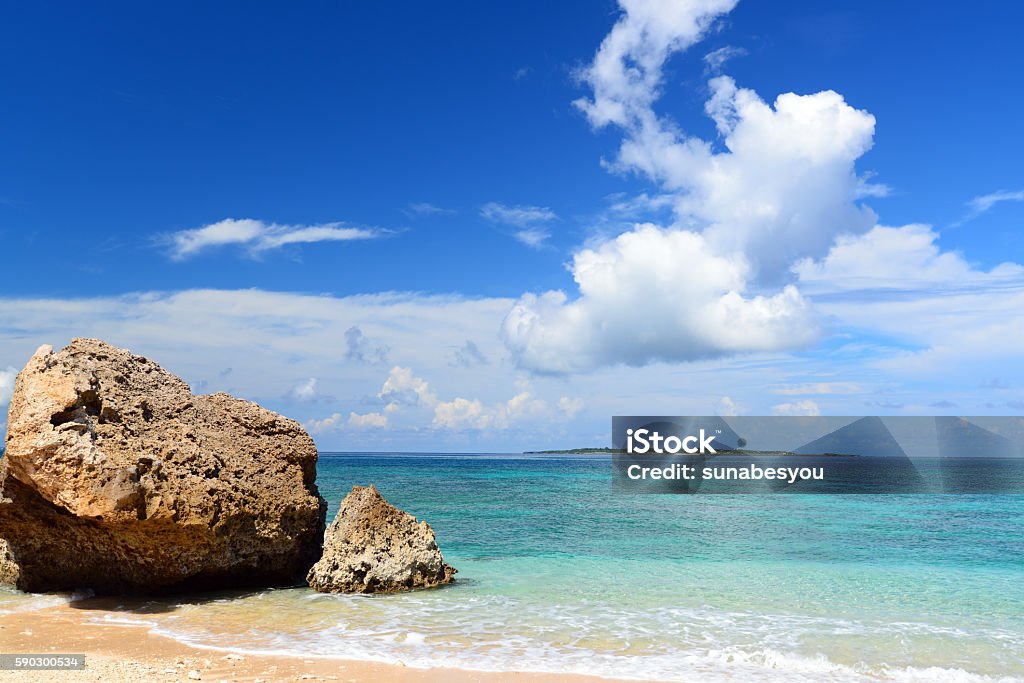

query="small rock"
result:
[307,485,456,593]
[187,671,201,681]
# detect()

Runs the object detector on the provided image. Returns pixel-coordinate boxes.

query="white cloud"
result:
[502,224,818,373]
[378,366,438,412]
[513,228,551,249]
[558,396,584,418]
[692,76,879,281]
[703,45,746,74]
[773,382,862,396]
[716,395,740,416]
[0,366,15,400]
[433,391,548,431]
[794,224,1024,293]
[605,192,676,218]
[348,411,388,429]
[305,412,344,434]
[166,218,383,260]
[792,225,1024,378]
[406,202,454,216]
[575,0,880,275]
[480,202,558,227]
[482,203,558,248]
[573,0,737,129]
[287,377,319,402]
[506,0,886,374]
[0,288,512,429]
[772,400,820,416]
[969,189,1024,214]
[0,366,16,427]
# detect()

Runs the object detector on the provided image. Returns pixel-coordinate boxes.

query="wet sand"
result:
[0,604,644,682]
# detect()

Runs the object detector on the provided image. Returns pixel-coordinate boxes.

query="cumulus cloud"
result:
[502,224,817,373]
[378,366,437,412]
[348,411,388,429]
[345,325,390,364]
[286,377,319,402]
[433,391,548,431]
[166,218,383,260]
[306,411,388,434]
[505,0,887,374]
[305,413,344,434]
[369,364,564,432]
[772,400,821,416]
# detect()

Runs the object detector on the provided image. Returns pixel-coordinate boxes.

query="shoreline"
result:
[0,603,653,683]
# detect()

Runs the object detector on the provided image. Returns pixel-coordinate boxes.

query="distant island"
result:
[524,447,622,454]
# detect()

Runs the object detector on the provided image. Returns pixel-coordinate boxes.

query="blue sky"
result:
[2,0,1023,450]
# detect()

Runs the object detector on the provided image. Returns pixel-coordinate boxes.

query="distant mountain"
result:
[935,417,1022,458]
[794,416,907,457]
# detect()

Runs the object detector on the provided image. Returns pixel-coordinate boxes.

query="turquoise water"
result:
[3,453,1023,681]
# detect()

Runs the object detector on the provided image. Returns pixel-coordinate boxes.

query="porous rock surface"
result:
[0,338,327,593]
[307,485,455,593]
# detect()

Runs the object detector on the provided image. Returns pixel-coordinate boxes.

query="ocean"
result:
[3,453,1023,682]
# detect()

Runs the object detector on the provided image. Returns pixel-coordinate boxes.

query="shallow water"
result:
[3,453,1023,681]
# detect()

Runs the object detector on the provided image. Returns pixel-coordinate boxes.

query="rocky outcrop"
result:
[0,339,327,593]
[307,485,455,593]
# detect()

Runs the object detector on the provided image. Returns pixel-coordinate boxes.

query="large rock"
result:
[0,339,327,593]
[307,485,455,593]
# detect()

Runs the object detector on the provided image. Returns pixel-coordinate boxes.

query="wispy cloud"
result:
[773,382,862,395]
[703,45,747,74]
[772,400,821,416]
[512,228,551,249]
[406,202,454,216]
[480,202,558,228]
[481,202,558,249]
[165,218,385,260]
[952,189,1024,227]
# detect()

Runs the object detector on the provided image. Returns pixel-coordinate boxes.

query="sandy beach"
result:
[0,604,639,683]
